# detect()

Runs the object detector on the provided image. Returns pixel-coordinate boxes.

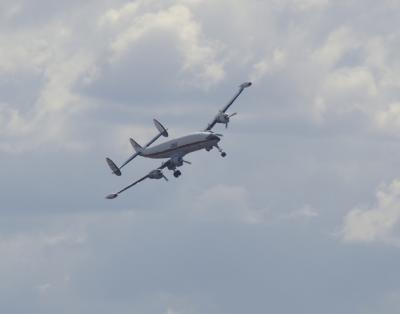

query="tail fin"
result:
[106,158,122,176]
[153,119,168,137]
[130,138,143,153]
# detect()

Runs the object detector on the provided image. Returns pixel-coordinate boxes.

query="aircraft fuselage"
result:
[141,132,220,159]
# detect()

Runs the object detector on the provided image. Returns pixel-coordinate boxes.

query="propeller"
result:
[225,112,238,128]
[148,169,169,181]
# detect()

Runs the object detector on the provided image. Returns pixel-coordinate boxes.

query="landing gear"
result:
[215,144,227,158]
[173,170,182,178]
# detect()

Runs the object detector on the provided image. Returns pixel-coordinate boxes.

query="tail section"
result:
[130,138,143,154]
[106,158,122,176]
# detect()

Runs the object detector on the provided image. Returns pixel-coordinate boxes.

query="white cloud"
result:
[280,204,319,220]
[375,103,400,133]
[0,19,96,153]
[194,184,268,224]
[315,66,378,118]
[291,0,330,10]
[307,27,400,133]
[2,0,399,155]
[99,2,141,26]
[325,67,377,98]
[251,48,287,81]
[313,27,360,68]
[0,1,229,154]
[103,3,225,86]
[341,179,400,244]
[3,1,400,313]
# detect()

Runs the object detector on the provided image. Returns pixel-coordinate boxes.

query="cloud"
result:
[310,25,400,132]
[0,12,97,153]
[0,1,226,154]
[99,3,225,88]
[2,0,400,155]
[251,49,287,81]
[341,179,400,244]
[0,217,88,313]
[313,27,360,69]
[280,204,319,220]
[375,103,400,133]
[0,0,230,154]
[291,0,330,10]
[363,289,400,314]
[193,184,269,224]
[2,1,400,312]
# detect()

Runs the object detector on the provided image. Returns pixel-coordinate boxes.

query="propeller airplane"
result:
[105,81,252,199]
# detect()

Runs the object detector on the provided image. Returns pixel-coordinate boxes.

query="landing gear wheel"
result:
[173,170,182,178]
[216,144,226,157]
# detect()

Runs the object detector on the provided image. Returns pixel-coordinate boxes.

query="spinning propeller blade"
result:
[226,112,237,128]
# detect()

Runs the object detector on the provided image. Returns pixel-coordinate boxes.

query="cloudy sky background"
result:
[1,0,400,313]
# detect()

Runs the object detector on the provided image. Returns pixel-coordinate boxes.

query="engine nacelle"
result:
[216,112,229,123]
[170,156,183,167]
[148,169,164,179]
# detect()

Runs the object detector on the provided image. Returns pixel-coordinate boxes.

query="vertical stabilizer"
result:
[106,158,122,176]
[130,138,143,153]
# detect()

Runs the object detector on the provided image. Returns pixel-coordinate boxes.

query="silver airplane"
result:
[106,81,252,199]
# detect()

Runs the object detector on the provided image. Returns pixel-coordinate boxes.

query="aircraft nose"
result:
[207,134,221,142]
[207,134,221,141]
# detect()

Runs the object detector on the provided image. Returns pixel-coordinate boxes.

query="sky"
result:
[1,0,400,313]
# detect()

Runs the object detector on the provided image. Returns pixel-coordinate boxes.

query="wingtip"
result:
[106,194,118,200]
[240,82,252,89]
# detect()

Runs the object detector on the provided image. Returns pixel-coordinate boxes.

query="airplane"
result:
[105,81,252,199]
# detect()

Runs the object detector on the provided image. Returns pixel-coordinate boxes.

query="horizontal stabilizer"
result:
[106,158,121,176]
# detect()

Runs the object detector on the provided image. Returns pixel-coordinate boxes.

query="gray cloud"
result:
[1,0,400,313]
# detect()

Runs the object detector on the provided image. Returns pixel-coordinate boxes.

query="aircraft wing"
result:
[106,153,193,199]
[106,166,169,199]
[204,82,252,131]
[106,175,149,199]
